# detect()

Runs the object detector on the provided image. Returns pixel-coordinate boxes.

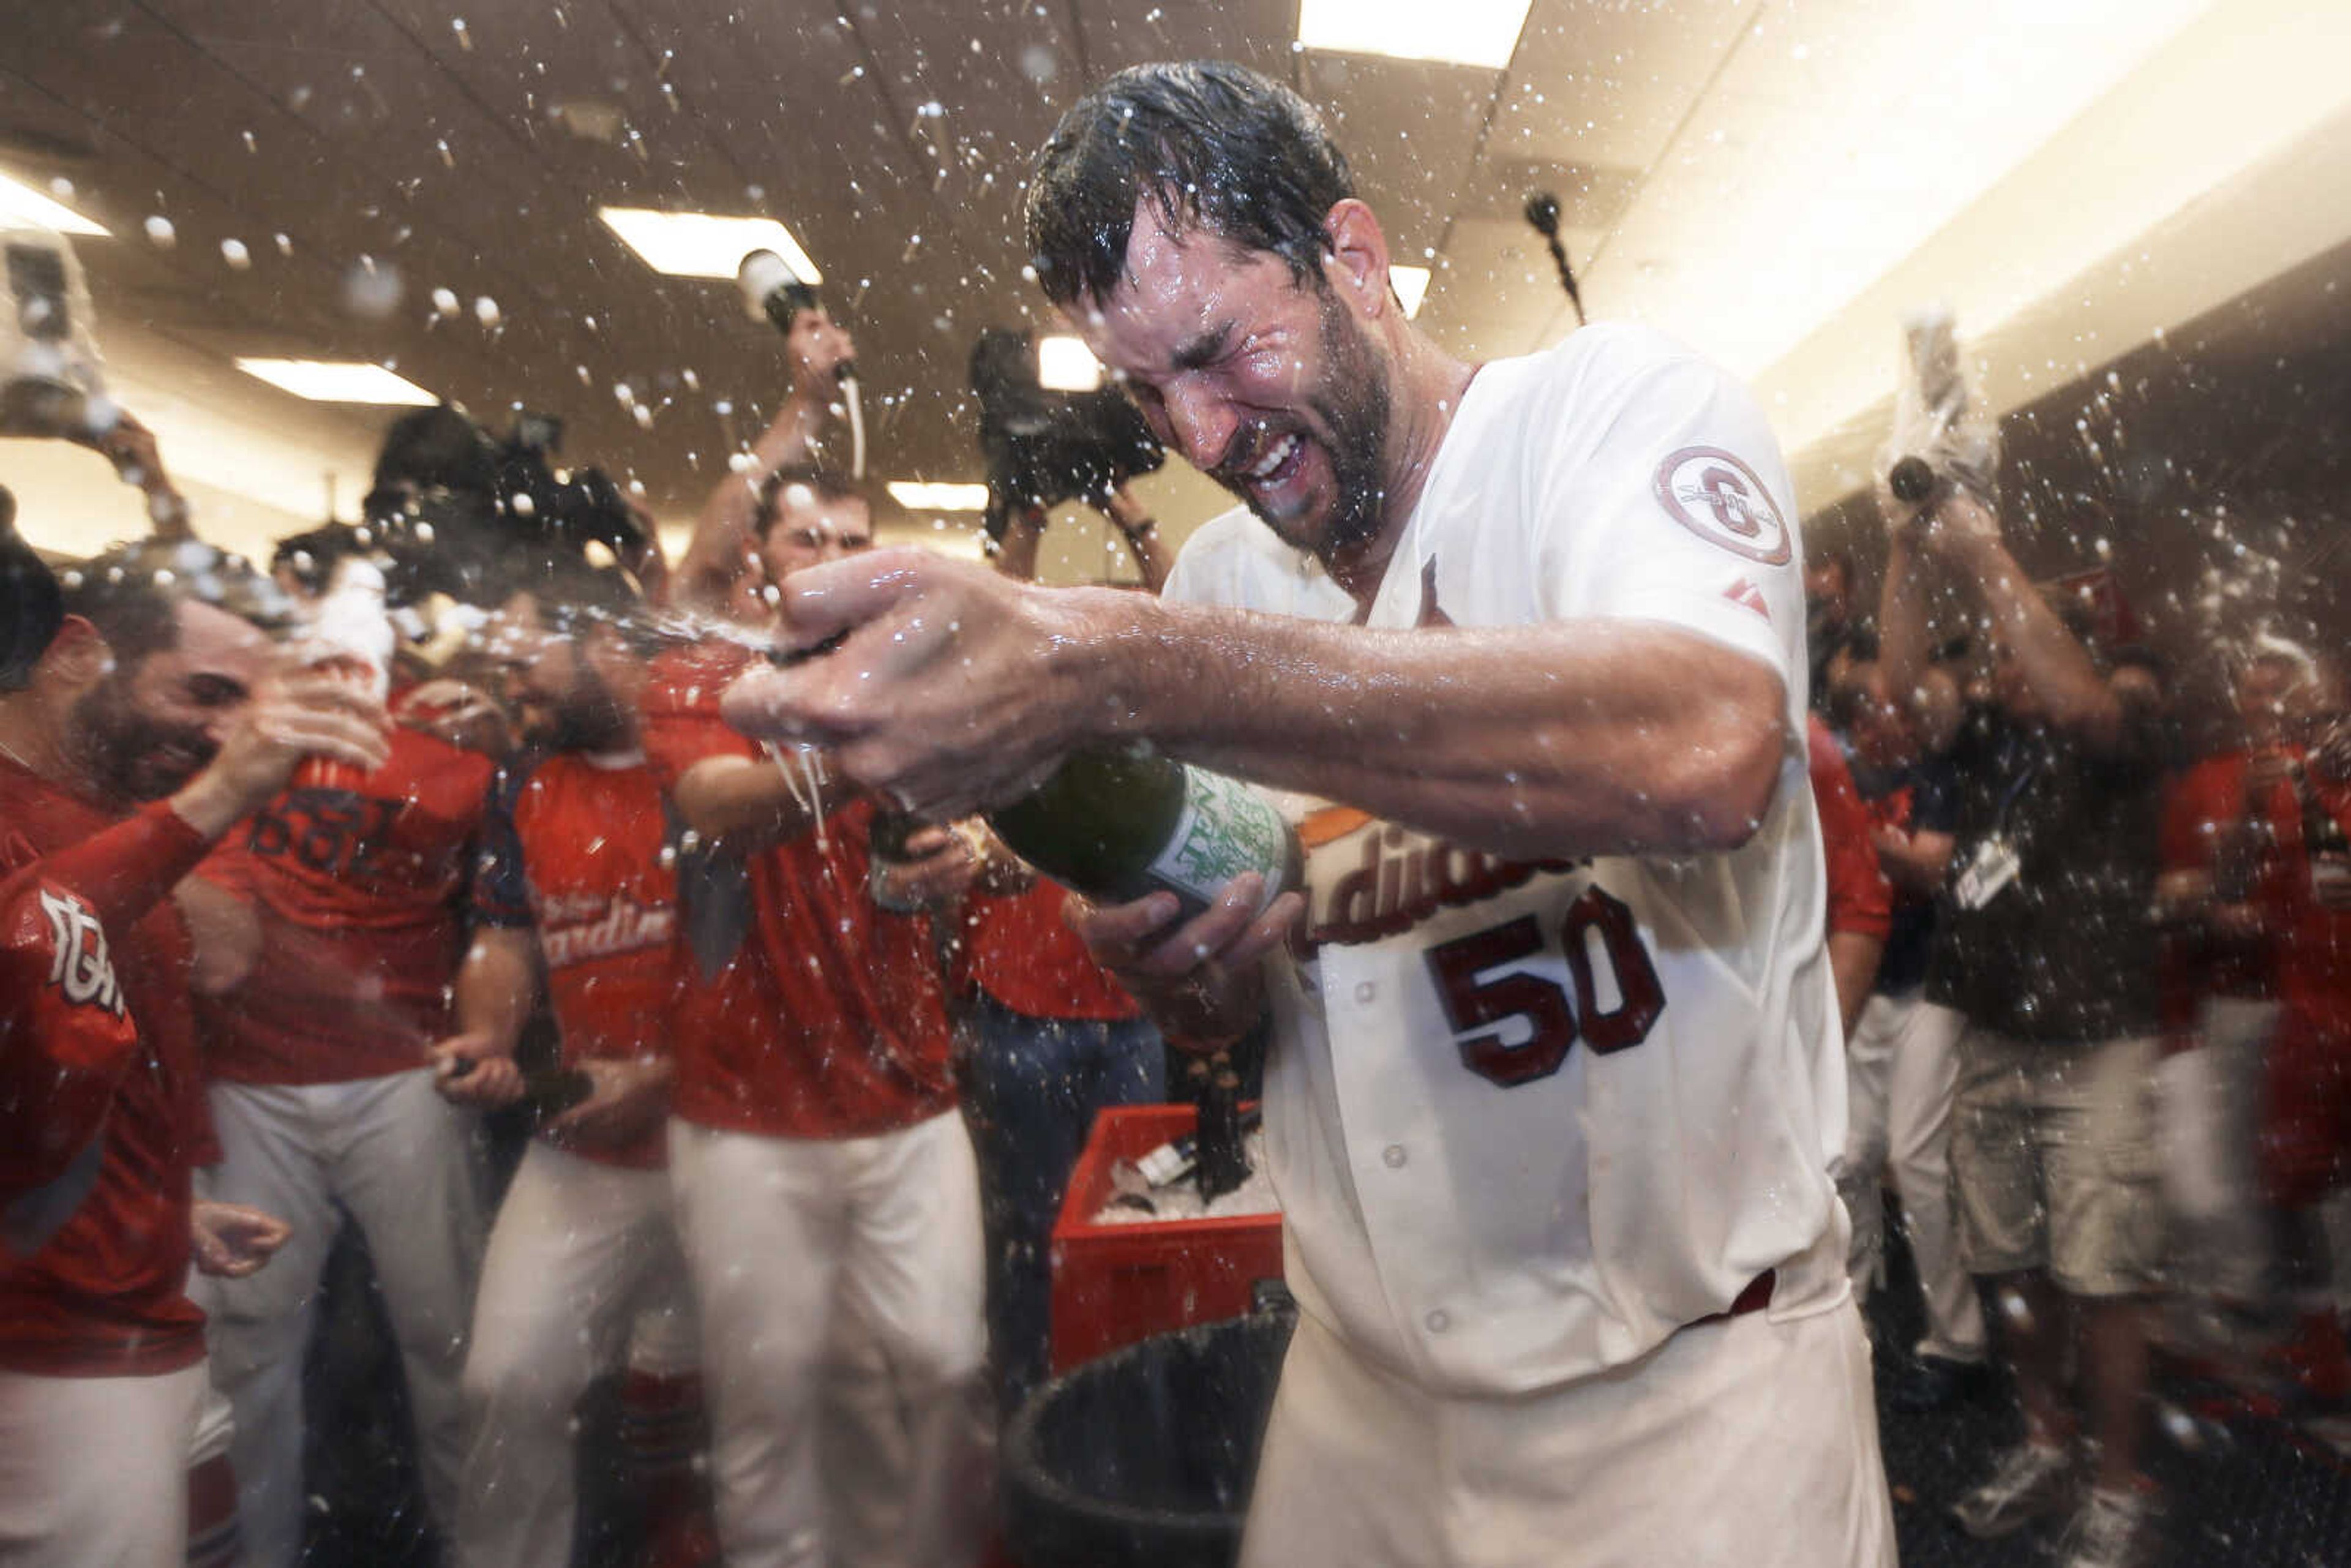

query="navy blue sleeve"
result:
[471,762,538,929]
[1910,758,1962,835]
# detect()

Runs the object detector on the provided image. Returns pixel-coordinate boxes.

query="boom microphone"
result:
[1523,192,1586,327]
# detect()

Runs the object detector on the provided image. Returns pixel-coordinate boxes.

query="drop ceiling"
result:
[0,0,2344,577]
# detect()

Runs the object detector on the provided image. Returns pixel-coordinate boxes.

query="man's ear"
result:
[1319,199,1395,320]
[40,615,111,688]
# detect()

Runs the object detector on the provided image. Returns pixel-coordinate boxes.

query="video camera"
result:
[969,328,1163,538]
[358,405,651,606]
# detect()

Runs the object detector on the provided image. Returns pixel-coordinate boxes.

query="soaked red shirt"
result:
[955,882,1139,1022]
[1808,717,1892,943]
[2161,750,2285,1009]
[2254,766,2351,1204]
[197,726,494,1085]
[475,751,680,1168]
[639,643,955,1139]
[2259,767,2351,1040]
[0,760,216,1377]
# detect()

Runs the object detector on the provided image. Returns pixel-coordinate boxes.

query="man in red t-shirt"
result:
[0,531,384,1567]
[647,467,989,1567]
[430,563,712,1568]
[189,617,499,1565]
[2246,661,2351,1404]
[2153,648,2307,1311]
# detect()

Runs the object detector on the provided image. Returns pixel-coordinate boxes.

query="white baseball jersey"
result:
[1164,322,1846,1398]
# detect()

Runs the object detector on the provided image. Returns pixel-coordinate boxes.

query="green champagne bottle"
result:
[986,744,1300,921]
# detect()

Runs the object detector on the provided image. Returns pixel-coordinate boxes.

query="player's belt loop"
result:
[1687,1269,1775,1330]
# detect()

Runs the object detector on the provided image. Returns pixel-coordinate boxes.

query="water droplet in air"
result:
[220,238,250,269]
[143,216,176,247]
[342,258,403,320]
[474,296,501,328]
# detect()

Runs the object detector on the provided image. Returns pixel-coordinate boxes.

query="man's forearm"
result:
[677,394,829,604]
[1877,534,1935,714]
[1878,829,1954,896]
[1941,533,2120,747]
[454,928,538,1053]
[1100,600,1787,859]
[1828,930,1884,1038]
[673,754,829,852]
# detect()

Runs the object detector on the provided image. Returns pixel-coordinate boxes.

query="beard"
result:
[1213,285,1392,561]
[70,678,216,802]
[532,667,629,756]
[1226,289,1393,561]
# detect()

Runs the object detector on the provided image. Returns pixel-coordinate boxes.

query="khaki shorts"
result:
[1948,1028,2164,1297]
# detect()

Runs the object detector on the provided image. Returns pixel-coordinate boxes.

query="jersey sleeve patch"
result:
[1651,446,1791,566]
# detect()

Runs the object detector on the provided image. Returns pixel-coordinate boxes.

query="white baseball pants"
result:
[2158,995,2280,1303]
[667,1111,990,1568]
[194,1070,488,1568]
[1240,1296,1895,1568]
[0,1360,207,1567]
[454,1141,697,1568]
[1840,991,1986,1364]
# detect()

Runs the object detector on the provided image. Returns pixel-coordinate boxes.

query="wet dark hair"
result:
[751,463,870,542]
[492,548,667,656]
[771,280,823,330]
[0,490,62,693]
[1024,61,1355,307]
[59,540,292,670]
[269,521,369,598]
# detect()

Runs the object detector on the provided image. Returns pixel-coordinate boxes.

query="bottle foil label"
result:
[1149,768,1289,913]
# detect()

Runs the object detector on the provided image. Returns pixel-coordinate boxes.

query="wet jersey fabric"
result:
[639,643,956,1139]
[475,750,681,1168]
[0,761,214,1376]
[1164,323,1847,1397]
[2258,767,2351,1041]
[197,726,495,1085]
[956,882,1139,1022]
[1927,708,2164,1043]
[2162,750,2284,1007]
[1809,716,1893,945]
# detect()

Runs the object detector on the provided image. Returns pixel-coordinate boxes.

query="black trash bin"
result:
[1002,1309,1295,1568]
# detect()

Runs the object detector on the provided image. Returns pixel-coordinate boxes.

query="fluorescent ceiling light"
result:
[598,206,822,284]
[0,171,107,238]
[1297,0,1531,69]
[1037,336,1102,392]
[886,481,989,512]
[1390,264,1431,319]
[234,358,438,406]
[1580,0,2210,383]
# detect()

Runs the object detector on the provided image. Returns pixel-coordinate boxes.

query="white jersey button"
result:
[1425,1310,1450,1334]
[1382,1144,1408,1169]
[1354,981,1377,1004]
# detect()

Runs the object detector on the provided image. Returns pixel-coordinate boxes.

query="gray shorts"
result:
[1948,1028,2164,1297]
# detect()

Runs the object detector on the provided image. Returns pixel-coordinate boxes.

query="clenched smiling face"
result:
[1074,198,1393,566]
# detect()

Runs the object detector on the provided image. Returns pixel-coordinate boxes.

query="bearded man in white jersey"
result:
[721,60,1894,1568]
